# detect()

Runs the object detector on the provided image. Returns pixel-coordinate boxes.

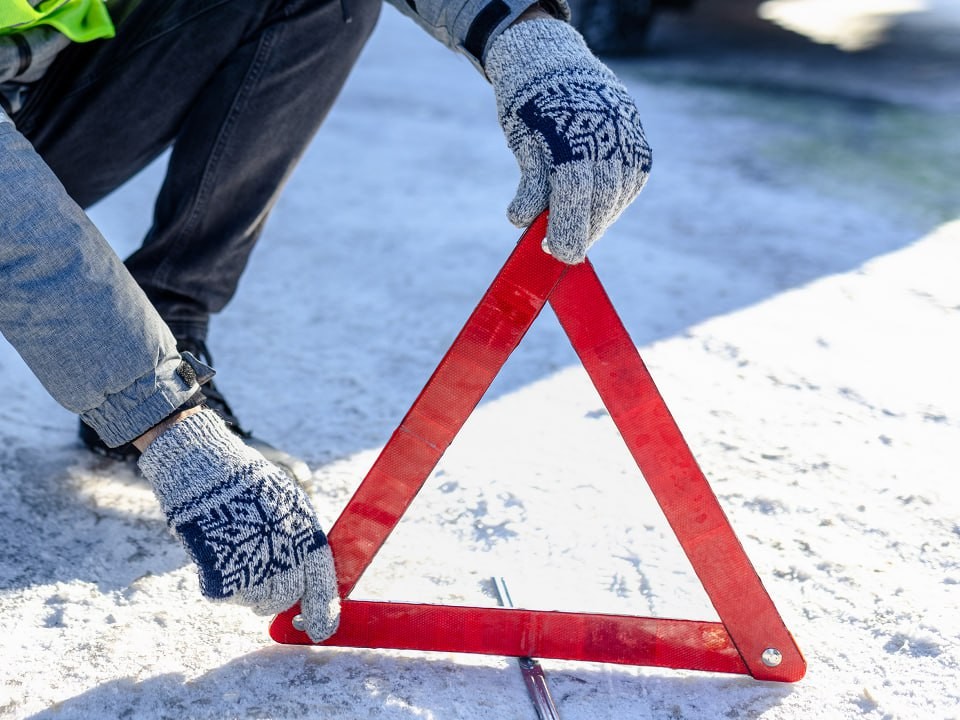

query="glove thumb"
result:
[543,164,595,264]
[507,158,550,228]
[299,543,341,642]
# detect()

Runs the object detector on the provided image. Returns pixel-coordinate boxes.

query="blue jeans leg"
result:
[14,0,382,340]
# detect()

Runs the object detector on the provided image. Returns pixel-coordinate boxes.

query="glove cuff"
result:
[485,18,601,92]
[138,407,264,517]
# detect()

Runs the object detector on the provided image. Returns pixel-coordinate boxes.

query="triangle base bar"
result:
[271,602,749,676]
[270,212,805,683]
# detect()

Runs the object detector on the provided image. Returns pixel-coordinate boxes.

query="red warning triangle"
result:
[270,212,806,683]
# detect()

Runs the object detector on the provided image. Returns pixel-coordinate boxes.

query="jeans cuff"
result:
[80,351,215,447]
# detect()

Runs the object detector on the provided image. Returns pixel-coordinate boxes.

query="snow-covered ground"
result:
[2,4,958,719]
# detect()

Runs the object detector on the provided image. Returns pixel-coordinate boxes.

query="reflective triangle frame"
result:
[270,212,806,682]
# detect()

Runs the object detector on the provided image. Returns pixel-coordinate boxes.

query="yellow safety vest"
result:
[0,0,114,43]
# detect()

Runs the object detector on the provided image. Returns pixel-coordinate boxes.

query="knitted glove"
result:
[138,408,339,642]
[486,18,652,264]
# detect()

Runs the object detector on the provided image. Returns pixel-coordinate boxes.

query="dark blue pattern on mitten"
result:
[517,78,651,169]
[175,474,328,599]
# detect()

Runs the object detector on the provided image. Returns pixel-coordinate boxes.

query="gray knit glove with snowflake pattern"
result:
[138,409,339,642]
[486,18,652,264]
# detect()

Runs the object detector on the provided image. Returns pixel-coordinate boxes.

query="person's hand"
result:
[138,408,339,642]
[485,18,652,264]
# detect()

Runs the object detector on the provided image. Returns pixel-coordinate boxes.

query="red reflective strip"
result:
[272,602,749,676]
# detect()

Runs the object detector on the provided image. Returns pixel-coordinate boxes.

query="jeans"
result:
[12,0,381,341]
[0,117,211,447]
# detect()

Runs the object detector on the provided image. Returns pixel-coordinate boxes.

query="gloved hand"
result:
[138,408,339,642]
[485,18,652,264]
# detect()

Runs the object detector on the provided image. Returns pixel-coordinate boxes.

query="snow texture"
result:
[1,4,958,719]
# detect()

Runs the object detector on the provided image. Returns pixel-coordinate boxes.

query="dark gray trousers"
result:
[13,0,381,340]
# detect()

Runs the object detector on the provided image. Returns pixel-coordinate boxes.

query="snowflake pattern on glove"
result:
[516,77,651,170]
[174,471,327,599]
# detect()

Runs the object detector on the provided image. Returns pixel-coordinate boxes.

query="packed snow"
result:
[1,4,958,719]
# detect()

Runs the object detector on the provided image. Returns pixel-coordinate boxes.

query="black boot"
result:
[176,336,311,485]
[173,336,251,438]
[78,418,141,461]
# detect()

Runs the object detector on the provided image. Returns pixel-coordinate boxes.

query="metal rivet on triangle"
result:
[761,648,783,667]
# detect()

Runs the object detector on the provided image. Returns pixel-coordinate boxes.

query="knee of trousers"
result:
[337,0,383,50]
[290,0,382,49]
